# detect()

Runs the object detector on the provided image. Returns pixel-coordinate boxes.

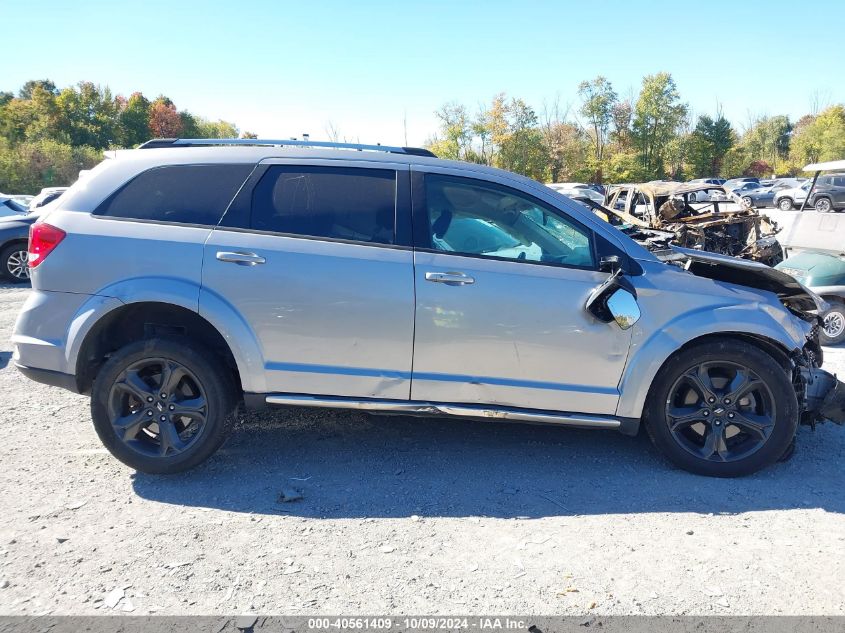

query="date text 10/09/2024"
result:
[307,618,532,631]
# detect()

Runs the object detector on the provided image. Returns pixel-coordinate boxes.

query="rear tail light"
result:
[28,223,66,269]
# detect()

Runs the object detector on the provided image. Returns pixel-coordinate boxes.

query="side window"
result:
[424,175,594,268]
[818,176,833,187]
[251,166,396,245]
[834,176,845,187]
[96,164,252,225]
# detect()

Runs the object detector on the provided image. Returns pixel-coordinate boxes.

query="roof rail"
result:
[137,137,436,157]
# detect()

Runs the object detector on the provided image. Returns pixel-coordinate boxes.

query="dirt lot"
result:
[0,283,843,616]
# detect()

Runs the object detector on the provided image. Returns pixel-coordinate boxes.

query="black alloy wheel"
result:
[665,361,775,463]
[107,357,208,458]
[644,339,798,477]
[91,337,236,473]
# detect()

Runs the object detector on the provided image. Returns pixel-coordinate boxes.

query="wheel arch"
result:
[2,237,28,248]
[640,332,794,417]
[616,318,801,420]
[73,300,255,396]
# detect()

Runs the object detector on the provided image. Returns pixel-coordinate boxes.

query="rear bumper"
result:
[12,288,122,391]
[15,363,81,393]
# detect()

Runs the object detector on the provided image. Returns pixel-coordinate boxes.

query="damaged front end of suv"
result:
[596,182,784,266]
[636,238,845,429]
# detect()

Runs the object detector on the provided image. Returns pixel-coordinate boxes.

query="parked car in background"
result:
[11,137,844,478]
[0,195,28,218]
[806,173,845,212]
[547,182,605,205]
[0,210,39,283]
[688,178,726,185]
[777,251,845,345]
[29,187,68,211]
[686,178,726,202]
[730,181,763,194]
[737,178,807,208]
[774,181,812,210]
[723,177,761,192]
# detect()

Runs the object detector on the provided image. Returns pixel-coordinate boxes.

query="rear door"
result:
[409,169,632,415]
[201,160,416,399]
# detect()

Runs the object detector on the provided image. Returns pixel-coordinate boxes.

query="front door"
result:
[410,172,633,415]
[201,161,415,400]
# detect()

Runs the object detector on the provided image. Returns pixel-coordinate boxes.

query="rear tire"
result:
[815,197,833,213]
[644,339,798,477]
[91,337,237,474]
[820,301,845,346]
[778,198,793,211]
[0,242,30,283]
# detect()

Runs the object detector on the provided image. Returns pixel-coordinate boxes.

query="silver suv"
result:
[12,139,845,477]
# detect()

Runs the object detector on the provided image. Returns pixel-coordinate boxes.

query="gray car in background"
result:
[12,139,845,478]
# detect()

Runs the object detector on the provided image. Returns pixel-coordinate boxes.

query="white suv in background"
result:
[775,181,811,211]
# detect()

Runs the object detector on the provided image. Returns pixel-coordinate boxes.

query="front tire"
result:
[815,197,833,213]
[0,242,30,283]
[644,339,798,477]
[820,301,845,346]
[778,198,793,211]
[91,337,237,474]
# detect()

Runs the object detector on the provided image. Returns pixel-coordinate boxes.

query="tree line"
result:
[0,79,252,193]
[3,74,845,193]
[425,72,845,184]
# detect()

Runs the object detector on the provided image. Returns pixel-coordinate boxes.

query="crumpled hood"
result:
[666,246,826,313]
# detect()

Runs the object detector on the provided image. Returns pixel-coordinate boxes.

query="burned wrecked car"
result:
[597,181,783,266]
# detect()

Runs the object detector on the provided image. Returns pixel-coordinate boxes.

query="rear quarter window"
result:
[95,164,253,225]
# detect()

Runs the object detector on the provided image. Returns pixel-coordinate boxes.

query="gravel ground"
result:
[0,283,843,616]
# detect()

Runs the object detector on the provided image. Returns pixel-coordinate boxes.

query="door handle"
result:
[216,251,266,266]
[425,271,475,285]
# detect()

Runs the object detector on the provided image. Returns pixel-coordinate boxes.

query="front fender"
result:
[615,301,808,419]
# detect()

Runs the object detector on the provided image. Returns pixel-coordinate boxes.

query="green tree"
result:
[428,102,472,160]
[542,121,591,182]
[687,114,735,177]
[54,82,118,149]
[740,115,791,171]
[18,79,58,100]
[0,138,100,192]
[495,98,547,181]
[610,100,633,150]
[790,105,845,166]
[577,76,617,165]
[117,92,151,147]
[0,98,38,144]
[631,72,688,178]
[194,117,239,138]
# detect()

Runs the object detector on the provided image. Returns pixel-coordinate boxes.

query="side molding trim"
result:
[265,394,622,429]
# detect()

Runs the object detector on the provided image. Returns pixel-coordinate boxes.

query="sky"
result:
[3,0,844,146]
